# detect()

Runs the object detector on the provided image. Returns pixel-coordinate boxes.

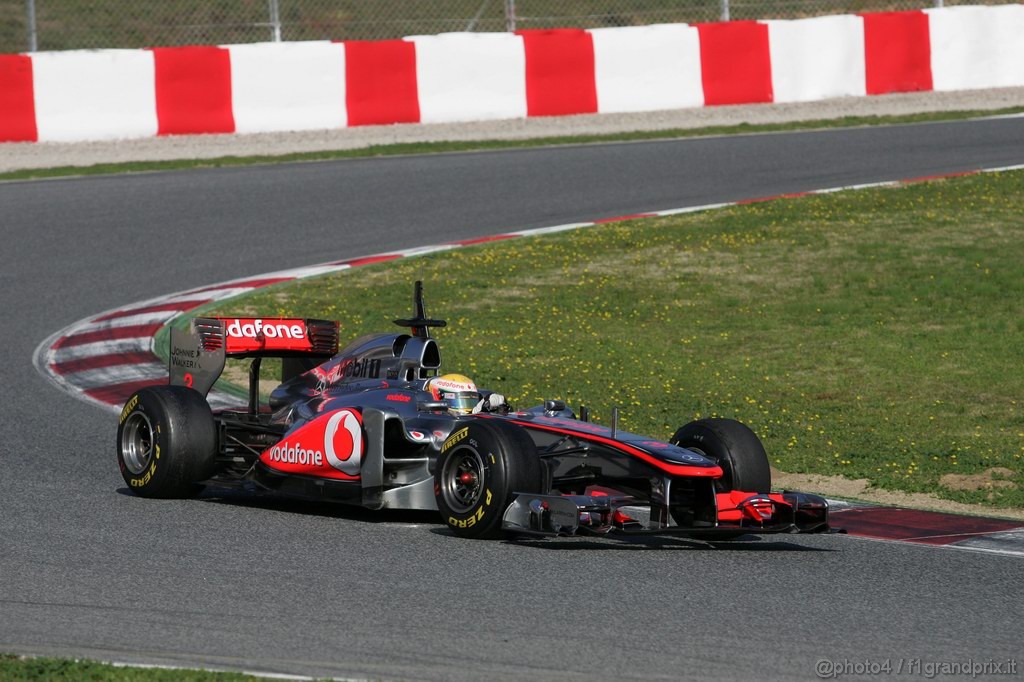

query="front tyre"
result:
[671,418,771,493]
[117,386,217,498]
[670,418,771,540]
[434,419,543,539]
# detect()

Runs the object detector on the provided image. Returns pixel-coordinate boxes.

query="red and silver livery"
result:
[117,282,830,541]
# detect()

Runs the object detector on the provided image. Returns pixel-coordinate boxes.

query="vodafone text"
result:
[268,443,323,467]
[227,319,305,340]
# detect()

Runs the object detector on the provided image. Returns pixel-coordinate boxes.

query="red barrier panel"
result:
[696,21,773,106]
[152,46,235,135]
[344,40,420,126]
[519,29,598,117]
[0,55,37,142]
[863,11,933,95]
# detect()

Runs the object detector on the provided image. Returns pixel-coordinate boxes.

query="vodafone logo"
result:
[226,318,306,340]
[268,443,323,466]
[432,378,475,392]
[260,408,363,479]
[325,409,363,476]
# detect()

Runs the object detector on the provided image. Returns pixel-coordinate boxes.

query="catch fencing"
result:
[3,0,1016,53]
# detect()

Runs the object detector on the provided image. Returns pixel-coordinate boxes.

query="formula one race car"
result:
[117,282,830,540]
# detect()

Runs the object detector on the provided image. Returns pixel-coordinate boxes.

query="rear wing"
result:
[169,317,338,399]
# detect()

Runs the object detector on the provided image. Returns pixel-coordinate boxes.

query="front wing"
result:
[502,490,831,538]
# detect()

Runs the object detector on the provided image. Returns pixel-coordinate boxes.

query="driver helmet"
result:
[427,373,480,415]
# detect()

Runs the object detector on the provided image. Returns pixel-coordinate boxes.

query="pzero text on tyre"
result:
[116,386,218,498]
[434,419,543,539]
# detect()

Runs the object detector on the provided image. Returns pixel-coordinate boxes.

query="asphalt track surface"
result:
[3,118,1024,680]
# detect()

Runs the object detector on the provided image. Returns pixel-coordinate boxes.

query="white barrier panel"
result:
[591,23,703,113]
[32,49,157,142]
[228,41,348,133]
[411,32,527,124]
[927,5,1024,92]
[766,14,866,103]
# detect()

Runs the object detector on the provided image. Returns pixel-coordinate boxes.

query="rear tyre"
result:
[434,419,543,539]
[117,386,218,498]
[670,418,771,540]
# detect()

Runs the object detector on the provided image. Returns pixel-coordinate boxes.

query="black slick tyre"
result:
[670,418,771,493]
[116,386,218,498]
[670,418,771,539]
[434,419,543,539]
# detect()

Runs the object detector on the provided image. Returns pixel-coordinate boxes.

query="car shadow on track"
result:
[117,487,833,552]
[427,527,833,552]
[116,486,444,527]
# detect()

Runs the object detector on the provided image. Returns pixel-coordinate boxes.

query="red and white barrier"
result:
[766,15,866,103]
[412,33,527,123]
[2,6,1022,144]
[230,41,346,133]
[591,24,703,112]
[927,5,1024,91]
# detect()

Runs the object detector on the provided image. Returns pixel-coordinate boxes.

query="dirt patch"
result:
[940,467,1018,492]
[771,467,1024,521]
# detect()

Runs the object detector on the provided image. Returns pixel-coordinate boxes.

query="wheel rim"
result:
[121,411,155,475]
[440,446,485,514]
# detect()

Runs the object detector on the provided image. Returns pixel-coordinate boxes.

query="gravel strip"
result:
[2,87,1023,174]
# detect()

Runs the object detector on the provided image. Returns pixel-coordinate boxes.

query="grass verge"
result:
[202,170,1024,509]
[0,654,280,681]
[3,107,1023,183]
